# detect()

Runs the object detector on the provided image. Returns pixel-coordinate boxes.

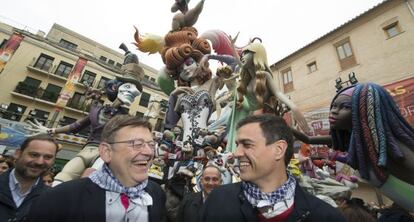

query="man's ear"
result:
[272,140,288,162]
[99,143,112,163]
[14,149,22,160]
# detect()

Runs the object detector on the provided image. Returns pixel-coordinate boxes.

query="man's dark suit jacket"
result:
[27,178,167,222]
[201,182,346,222]
[0,170,48,222]
[177,192,203,222]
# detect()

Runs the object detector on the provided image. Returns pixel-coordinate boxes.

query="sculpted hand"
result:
[25,119,54,136]
[200,55,210,72]
[291,107,310,134]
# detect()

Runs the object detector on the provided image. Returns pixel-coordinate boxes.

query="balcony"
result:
[67,101,87,111]
[27,57,67,83]
[13,81,59,104]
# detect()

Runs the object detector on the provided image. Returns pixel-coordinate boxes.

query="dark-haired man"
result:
[0,135,59,222]
[202,114,345,222]
[28,115,167,222]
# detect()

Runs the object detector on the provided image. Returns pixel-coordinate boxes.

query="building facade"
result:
[0,22,168,165]
[270,0,414,206]
[271,0,414,115]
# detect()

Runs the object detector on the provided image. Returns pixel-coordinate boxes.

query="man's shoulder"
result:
[215,182,242,192]
[0,170,10,185]
[146,180,163,192]
[50,178,97,194]
[207,182,242,200]
[182,191,202,202]
[294,186,345,220]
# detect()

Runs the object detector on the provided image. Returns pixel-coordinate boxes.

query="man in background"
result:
[0,135,58,222]
[178,164,222,222]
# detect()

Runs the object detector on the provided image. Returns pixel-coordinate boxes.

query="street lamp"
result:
[348,72,358,85]
[335,77,343,92]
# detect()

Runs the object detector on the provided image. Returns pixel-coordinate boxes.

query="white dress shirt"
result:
[8,169,39,208]
[105,190,153,222]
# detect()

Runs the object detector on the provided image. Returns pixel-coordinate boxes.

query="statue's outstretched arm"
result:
[264,72,310,133]
[291,128,332,146]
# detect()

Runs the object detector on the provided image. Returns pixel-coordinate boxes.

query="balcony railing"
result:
[67,101,84,110]
[14,81,59,103]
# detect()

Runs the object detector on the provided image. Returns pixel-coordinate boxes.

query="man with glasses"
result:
[201,114,345,222]
[28,115,167,222]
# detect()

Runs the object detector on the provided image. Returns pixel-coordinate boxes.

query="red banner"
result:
[0,33,24,73]
[304,107,331,136]
[56,57,87,109]
[383,76,414,127]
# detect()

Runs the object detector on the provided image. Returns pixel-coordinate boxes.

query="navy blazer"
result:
[27,178,167,222]
[177,192,203,222]
[201,182,346,222]
[0,170,48,222]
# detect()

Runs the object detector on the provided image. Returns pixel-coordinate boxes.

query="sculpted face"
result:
[240,50,254,70]
[180,57,198,82]
[329,94,352,130]
[105,79,122,102]
[117,83,141,106]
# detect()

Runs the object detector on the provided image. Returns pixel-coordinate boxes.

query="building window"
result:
[99,56,107,62]
[55,61,73,78]
[41,84,62,103]
[4,103,27,121]
[116,63,122,69]
[334,38,357,70]
[139,92,150,107]
[108,59,115,65]
[155,118,164,131]
[307,61,317,73]
[67,92,86,110]
[58,116,89,136]
[383,22,402,38]
[282,68,294,93]
[59,39,78,51]
[14,77,41,96]
[80,70,96,87]
[58,116,76,127]
[97,76,110,89]
[0,39,7,48]
[34,53,54,72]
[136,112,144,118]
[27,109,50,125]
[161,99,168,112]
[23,76,41,87]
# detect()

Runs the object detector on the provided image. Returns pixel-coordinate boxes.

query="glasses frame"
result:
[107,138,156,151]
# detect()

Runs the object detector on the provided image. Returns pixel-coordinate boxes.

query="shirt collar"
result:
[107,191,153,206]
[9,169,40,193]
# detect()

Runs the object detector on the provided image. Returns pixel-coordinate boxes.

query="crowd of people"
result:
[1,114,413,222]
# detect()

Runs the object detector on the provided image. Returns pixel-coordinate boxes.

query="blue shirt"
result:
[8,169,39,208]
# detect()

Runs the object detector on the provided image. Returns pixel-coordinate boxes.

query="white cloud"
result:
[0,0,383,70]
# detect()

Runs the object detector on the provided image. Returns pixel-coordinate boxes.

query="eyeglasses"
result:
[107,139,157,151]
